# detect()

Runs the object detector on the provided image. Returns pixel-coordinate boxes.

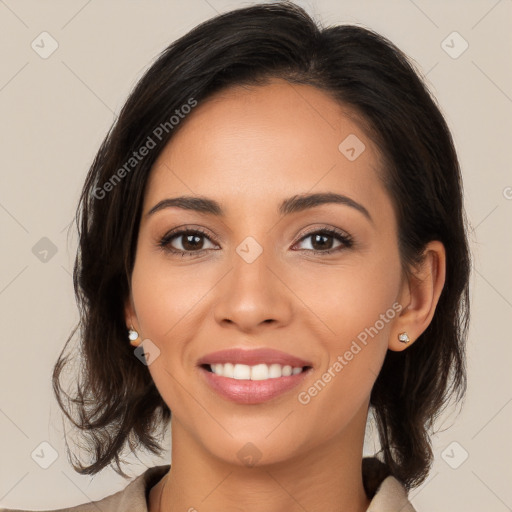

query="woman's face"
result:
[126,79,407,467]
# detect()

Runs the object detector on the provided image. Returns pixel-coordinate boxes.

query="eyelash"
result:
[157,226,354,258]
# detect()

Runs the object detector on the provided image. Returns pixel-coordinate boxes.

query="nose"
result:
[213,245,293,333]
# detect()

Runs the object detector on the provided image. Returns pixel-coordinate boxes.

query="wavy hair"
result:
[53,1,470,488]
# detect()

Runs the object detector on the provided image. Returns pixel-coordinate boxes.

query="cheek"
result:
[293,317,393,441]
[129,253,211,400]
[292,246,402,345]
[131,251,213,341]
[290,252,401,425]
[129,244,239,412]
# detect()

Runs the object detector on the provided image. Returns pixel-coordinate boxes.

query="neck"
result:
[154,408,371,512]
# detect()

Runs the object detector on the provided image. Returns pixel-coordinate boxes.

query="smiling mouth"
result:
[201,363,312,381]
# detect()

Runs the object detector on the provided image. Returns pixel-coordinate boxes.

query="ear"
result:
[390,240,446,352]
[124,293,138,332]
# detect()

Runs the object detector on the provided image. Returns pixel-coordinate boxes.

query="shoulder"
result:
[366,475,416,511]
[0,465,170,512]
[363,457,416,511]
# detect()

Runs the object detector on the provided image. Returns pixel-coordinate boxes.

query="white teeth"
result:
[209,363,305,380]
[223,362,234,378]
[268,363,283,378]
[233,364,250,380]
[250,363,268,381]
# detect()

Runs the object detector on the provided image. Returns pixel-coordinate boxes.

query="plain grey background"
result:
[1,0,511,510]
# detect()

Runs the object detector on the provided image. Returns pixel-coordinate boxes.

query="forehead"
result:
[144,80,389,218]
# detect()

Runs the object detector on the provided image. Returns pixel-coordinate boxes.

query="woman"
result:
[1,2,470,511]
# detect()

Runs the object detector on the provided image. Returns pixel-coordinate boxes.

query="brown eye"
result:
[294,228,353,254]
[159,228,218,256]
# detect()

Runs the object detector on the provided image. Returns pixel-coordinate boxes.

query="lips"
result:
[196,347,314,404]
[199,366,312,404]
[197,347,313,368]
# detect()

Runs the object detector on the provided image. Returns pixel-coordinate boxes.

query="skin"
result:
[125,79,446,512]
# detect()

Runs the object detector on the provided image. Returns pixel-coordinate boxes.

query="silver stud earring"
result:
[398,332,410,344]
[128,327,139,346]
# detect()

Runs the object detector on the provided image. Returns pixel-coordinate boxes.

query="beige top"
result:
[0,463,416,511]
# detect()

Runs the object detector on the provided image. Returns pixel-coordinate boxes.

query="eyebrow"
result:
[146,192,373,224]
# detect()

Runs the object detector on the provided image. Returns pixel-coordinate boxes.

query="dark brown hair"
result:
[53,1,470,488]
